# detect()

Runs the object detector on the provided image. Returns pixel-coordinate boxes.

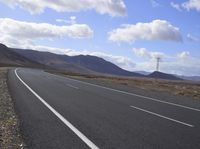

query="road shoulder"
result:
[0,67,25,149]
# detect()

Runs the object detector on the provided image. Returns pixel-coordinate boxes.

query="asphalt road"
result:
[8,68,200,149]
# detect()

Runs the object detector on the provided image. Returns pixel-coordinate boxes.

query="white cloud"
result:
[0,18,94,64]
[160,56,200,76]
[182,0,200,11]
[108,20,182,43]
[25,44,73,55]
[151,52,166,59]
[133,48,165,60]
[134,59,200,76]
[133,48,200,76]
[178,51,190,59]
[150,0,160,7]
[170,2,182,11]
[187,34,199,42]
[56,19,69,24]
[133,48,151,58]
[0,17,93,51]
[69,16,77,24]
[171,0,200,12]
[88,52,136,70]
[0,18,93,41]
[56,16,77,24]
[0,0,126,16]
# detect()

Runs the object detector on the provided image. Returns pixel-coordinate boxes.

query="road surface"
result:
[8,68,200,149]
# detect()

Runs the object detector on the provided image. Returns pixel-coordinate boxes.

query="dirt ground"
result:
[0,67,25,149]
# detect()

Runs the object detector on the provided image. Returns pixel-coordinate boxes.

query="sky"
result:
[0,0,200,76]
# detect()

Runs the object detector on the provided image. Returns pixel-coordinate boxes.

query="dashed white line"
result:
[130,105,194,128]
[66,84,79,89]
[64,77,200,112]
[15,69,99,149]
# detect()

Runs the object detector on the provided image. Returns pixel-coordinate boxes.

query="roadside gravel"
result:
[0,68,25,149]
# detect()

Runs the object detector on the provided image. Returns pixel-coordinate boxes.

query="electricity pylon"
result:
[156,57,160,72]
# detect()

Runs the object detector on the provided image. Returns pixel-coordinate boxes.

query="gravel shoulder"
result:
[0,67,25,149]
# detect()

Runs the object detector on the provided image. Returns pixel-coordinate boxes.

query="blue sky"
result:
[0,0,199,76]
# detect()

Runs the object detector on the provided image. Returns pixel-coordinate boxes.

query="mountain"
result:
[148,71,183,80]
[11,48,95,74]
[11,48,143,77]
[0,43,45,68]
[134,71,151,75]
[178,75,200,81]
[2,43,197,81]
[64,55,143,77]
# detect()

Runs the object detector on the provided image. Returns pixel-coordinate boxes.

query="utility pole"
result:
[156,57,160,72]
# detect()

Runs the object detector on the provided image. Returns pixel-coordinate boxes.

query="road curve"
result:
[8,68,200,149]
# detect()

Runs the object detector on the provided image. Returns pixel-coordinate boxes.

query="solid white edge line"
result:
[130,105,194,128]
[64,77,200,112]
[14,69,99,149]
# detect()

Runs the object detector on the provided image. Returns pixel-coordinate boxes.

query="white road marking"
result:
[130,105,194,127]
[64,77,200,112]
[14,69,99,149]
[66,84,79,89]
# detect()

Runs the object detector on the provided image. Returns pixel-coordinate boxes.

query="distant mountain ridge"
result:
[1,43,199,81]
[135,71,151,75]
[0,43,46,68]
[177,75,200,81]
[11,48,143,77]
[11,49,95,74]
[148,71,183,80]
